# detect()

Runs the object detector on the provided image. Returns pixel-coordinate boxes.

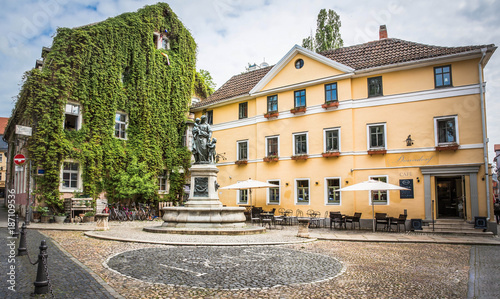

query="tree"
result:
[302,9,343,53]
[193,69,216,98]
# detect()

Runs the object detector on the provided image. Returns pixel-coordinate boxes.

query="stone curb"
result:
[315,236,500,246]
[38,231,126,299]
[84,231,317,246]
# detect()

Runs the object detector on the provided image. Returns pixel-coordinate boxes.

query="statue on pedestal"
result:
[192,115,216,164]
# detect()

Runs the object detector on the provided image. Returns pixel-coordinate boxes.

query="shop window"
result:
[369,175,389,204]
[296,179,310,204]
[64,103,81,131]
[326,178,341,205]
[368,76,383,97]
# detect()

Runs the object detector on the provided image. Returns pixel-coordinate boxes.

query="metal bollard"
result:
[33,240,49,294]
[13,214,20,238]
[17,223,27,256]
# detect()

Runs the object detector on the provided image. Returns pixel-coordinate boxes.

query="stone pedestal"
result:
[297,218,310,238]
[95,213,109,231]
[161,164,246,229]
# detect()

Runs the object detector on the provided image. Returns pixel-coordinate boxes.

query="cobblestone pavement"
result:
[105,246,343,290]
[468,245,500,299]
[41,230,471,298]
[0,228,117,299]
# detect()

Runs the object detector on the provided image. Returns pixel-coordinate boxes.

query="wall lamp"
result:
[417,177,420,183]
[315,182,319,185]
[285,183,289,186]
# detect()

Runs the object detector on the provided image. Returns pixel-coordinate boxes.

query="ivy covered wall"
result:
[7,3,196,211]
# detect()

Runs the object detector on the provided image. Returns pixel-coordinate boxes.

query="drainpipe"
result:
[478,48,490,221]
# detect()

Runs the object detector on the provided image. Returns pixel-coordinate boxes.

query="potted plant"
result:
[321,101,339,109]
[235,159,248,165]
[263,111,279,119]
[39,207,51,223]
[322,151,341,158]
[32,206,44,222]
[83,211,95,222]
[54,212,67,224]
[263,155,279,162]
[291,154,309,160]
[290,107,306,114]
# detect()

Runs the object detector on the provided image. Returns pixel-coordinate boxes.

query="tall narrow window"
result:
[434,65,452,88]
[206,110,213,125]
[237,140,248,160]
[266,136,279,156]
[62,162,79,189]
[294,90,306,108]
[293,133,308,155]
[296,179,309,204]
[239,102,248,119]
[326,178,341,205]
[368,76,383,97]
[267,95,278,112]
[238,189,248,204]
[324,128,340,152]
[369,176,388,204]
[115,112,127,139]
[268,180,280,204]
[368,124,386,150]
[65,103,80,130]
[325,83,338,103]
[158,170,168,192]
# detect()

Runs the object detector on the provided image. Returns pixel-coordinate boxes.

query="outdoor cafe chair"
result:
[309,210,321,228]
[330,212,345,229]
[389,214,407,232]
[278,208,285,216]
[345,212,362,230]
[283,209,293,225]
[375,213,388,231]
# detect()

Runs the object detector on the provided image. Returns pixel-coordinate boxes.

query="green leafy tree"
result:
[194,69,216,98]
[302,9,343,53]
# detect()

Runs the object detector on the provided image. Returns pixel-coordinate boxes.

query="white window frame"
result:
[368,175,389,205]
[265,135,280,157]
[237,140,249,161]
[236,182,249,205]
[293,132,309,156]
[324,177,342,205]
[153,32,169,50]
[64,101,82,131]
[60,159,82,192]
[0,154,2,163]
[434,115,459,146]
[295,178,310,205]
[158,170,169,193]
[323,127,341,153]
[115,111,128,140]
[266,179,281,205]
[367,123,387,150]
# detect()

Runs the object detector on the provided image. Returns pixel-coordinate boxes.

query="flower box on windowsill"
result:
[291,154,309,160]
[367,149,387,155]
[263,156,279,162]
[321,101,339,109]
[435,143,459,151]
[290,107,306,114]
[322,151,340,158]
[235,160,248,165]
[264,111,279,119]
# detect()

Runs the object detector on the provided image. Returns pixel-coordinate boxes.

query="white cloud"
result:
[0,0,499,159]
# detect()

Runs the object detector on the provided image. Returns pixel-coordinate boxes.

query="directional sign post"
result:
[14,154,26,165]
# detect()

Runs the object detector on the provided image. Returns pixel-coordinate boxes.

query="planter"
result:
[263,156,279,162]
[322,151,340,158]
[264,112,279,119]
[367,149,387,155]
[291,155,309,160]
[435,144,459,151]
[40,215,52,223]
[321,101,339,109]
[54,215,67,224]
[32,211,41,221]
[83,216,95,223]
[290,107,306,114]
[235,160,248,165]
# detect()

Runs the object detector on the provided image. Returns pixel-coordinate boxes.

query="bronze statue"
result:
[192,115,215,164]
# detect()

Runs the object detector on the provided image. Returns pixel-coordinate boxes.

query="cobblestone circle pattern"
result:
[106,246,343,290]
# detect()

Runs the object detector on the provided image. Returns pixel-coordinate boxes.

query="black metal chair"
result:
[390,214,407,232]
[330,212,345,229]
[375,213,388,231]
[345,212,362,230]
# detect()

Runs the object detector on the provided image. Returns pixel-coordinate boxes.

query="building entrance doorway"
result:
[436,176,465,218]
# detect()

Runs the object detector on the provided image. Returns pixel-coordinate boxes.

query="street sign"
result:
[14,154,26,165]
[15,125,32,136]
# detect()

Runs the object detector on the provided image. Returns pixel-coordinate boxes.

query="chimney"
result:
[379,25,388,40]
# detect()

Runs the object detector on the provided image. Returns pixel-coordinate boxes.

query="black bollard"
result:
[13,214,20,238]
[17,223,27,256]
[33,240,49,294]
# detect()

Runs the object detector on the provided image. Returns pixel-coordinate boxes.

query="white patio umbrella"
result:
[220,179,279,218]
[337,179,410,232]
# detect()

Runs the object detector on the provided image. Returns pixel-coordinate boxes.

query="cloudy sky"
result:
[0,0,499,162]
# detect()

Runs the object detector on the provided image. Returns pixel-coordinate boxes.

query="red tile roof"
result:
[193,38,494,109]
[0,117,9,134]
[494,144,500,151]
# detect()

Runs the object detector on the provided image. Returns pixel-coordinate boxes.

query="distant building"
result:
[494,144,500,201]
[0,117,8,200]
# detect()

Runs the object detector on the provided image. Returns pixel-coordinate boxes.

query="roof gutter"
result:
[478,47,491,221]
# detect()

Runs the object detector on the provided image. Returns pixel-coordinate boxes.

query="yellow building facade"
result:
[192,37,497,231]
